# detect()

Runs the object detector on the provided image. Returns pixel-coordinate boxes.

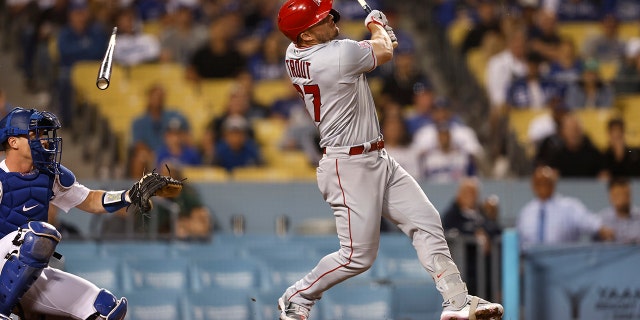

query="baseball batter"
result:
[0,107,179,319]
[276,1,504,320]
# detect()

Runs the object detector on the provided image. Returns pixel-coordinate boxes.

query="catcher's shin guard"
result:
[0,222,61,316]
[92,289,127,320]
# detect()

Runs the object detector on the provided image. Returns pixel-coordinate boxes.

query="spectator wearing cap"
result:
[129,83,191,178]
[412,97,483,165]
[547,38,584,86]
[56,0,109,126]
[155,115,201,168]
[112,7,161,66]
[506,51,563,109]
[614,37,640,94]
[564,59,614,109]
[405,82,436,136]
[602,118,640,178]
[214,115,262,172]
[485,27,527,111]
[417,122,477,183]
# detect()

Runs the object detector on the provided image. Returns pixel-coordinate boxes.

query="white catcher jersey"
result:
[284,39,381,147]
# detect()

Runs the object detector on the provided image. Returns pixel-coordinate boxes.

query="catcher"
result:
[0,107,182,319]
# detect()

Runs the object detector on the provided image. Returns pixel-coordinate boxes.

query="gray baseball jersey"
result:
[285,39,380,147]
[282,38,454,310]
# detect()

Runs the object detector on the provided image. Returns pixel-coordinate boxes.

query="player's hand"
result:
[365,10,388,30]
[385,25,398,47]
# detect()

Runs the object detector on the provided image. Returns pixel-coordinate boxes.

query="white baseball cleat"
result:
[278,296,311,320]
[440,295,504,320]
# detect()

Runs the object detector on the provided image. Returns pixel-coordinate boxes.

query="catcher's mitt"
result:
[128,172,183,212]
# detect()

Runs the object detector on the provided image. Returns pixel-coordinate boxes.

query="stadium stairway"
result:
[0,47,96,179]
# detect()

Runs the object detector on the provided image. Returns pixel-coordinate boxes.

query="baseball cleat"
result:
[278,296,311,320]
[440,295,504,320]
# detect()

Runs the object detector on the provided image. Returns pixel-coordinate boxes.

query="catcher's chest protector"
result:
[0,171,53,237]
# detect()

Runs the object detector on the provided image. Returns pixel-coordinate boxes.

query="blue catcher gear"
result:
[93,289,127,320]
[0,107,62,176]
[0,221,61,317]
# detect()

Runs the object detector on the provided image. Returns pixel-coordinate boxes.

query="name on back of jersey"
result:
[285,59,311,79]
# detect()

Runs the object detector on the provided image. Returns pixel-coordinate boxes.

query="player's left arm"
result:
[364,10,397,66]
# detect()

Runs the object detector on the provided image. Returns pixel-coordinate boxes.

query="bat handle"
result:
[363,5,372,13]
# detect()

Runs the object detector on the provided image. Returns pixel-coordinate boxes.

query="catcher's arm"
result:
[94,172,184,214]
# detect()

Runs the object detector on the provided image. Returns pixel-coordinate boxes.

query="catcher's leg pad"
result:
[93,289,127,320]
[0,222,61,316]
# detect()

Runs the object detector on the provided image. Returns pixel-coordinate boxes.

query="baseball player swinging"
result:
[276,1,504,319]
[0,107,181,319]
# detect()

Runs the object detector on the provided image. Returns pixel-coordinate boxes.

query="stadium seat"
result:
[123,258,191,293]
[269,151,316,179]
[231,166,295,182]
[259,256,318,292]
[186,288,260,320]
[124,289,185,320]
[619,21,640,40]
[181,166,230,182]
[557,22,600,50]
[508,108,550,157]
[62,257,123,295]
[599,61,619,82]
[128,63,187,95]
[190,257,267,292]
[574,108,618,151]
[377,243,431,284]
[391,282,443,320]
[255,288,322,320]
[56,241,101,260]
[253,118,287,148]
[320,283,393,320]
[171,241,241,260]
[198,78,236,117]
[100,242,173,260]
[253,79,292,108]
[447,15,473,48]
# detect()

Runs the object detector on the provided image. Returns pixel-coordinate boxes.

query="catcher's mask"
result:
[0,107,63,175]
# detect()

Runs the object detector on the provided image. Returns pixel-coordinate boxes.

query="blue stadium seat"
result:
[391,283,443,320]
[62,257,124,295]
[190,257,268,292]
[255,289,322,320]
[123,258,190,293]
[171,241,241,260]
[56,241,101,260]
[186,288,260,320]
[124,289,186,320]
[259,257,318,292]
[241,242,313,261]
[377,238,431,284]
[100,242,173,259]
[320,283,393,320]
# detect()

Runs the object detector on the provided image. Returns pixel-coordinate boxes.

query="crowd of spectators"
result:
[2,0,640,184]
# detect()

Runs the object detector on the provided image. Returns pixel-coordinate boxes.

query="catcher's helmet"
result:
[277,0,341,42]
[0,107,62,175]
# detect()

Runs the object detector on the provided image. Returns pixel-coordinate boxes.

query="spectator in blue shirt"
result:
[156,115,201,168]
[214,115,262,172]
[129,83,190,178]
[517,166,615,251]
[506,52,562,109]
[56,1,108,127]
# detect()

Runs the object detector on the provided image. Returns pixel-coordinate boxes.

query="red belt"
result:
[323,140,385,155]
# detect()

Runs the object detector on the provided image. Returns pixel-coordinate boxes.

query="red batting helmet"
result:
[277,0,341,42]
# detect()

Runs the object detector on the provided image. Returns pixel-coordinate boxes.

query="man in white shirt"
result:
[517,166,615,251]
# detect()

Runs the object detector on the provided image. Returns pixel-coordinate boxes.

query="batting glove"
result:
[385,25,398,43]
[365,10,388,29]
